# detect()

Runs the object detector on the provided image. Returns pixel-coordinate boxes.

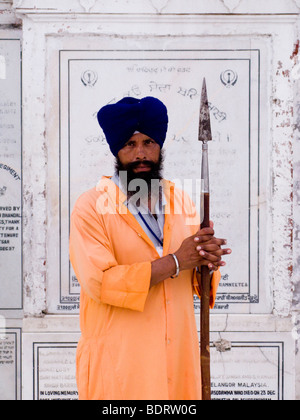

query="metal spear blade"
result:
[198,78,212,142]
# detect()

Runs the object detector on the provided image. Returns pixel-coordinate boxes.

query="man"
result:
[69,97,231,400]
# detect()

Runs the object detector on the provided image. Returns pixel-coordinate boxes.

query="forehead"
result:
[125,133,158,145]
[128,132,153,141]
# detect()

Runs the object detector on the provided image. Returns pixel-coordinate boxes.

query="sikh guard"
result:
[69,97,231,400]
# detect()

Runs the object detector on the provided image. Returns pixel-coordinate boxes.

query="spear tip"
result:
[198,77,212,142]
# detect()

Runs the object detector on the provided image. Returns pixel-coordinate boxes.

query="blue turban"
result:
[97,97,169,156]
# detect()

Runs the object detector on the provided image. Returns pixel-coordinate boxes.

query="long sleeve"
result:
[193,269,221,309]
[69,205,152,312]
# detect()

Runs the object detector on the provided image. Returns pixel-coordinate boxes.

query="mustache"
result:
[126,160,156,170]
[115,151,165,187]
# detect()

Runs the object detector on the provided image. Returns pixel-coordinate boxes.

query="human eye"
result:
[125,141,135,147]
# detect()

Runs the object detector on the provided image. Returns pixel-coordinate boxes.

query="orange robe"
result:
[69,176,221,400]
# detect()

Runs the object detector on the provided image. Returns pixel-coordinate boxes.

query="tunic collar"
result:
[96,175,176,256]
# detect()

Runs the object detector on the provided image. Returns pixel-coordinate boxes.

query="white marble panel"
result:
[46,36,271,314]
[210,332,295,400]
[22,329,295,400]
[0,34,22,313]
[22,332,80,400]
[0,319,22,400]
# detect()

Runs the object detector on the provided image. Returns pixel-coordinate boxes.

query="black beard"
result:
[115,151,164,199]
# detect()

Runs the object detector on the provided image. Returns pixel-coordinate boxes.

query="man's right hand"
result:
[174,226,231,273]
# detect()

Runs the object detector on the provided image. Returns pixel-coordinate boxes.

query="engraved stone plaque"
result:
[22,330,294,401]
[0,322,22,400]
[22,333,80,400]
[47,37,271,314]
[210,332,295,401]
[0,37,22,312]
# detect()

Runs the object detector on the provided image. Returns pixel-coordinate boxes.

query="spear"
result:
[197,78,213,401]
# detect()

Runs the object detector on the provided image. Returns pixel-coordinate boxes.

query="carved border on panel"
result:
[221,0,242,13]
[79,0,96,13]
[293,0,300,9]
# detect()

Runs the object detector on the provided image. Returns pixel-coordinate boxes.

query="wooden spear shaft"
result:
[200,146,211,401]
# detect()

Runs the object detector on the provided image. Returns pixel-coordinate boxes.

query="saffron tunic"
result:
[69,176,221,400]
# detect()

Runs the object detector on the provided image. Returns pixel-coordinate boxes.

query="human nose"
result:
[135,143,147,160]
